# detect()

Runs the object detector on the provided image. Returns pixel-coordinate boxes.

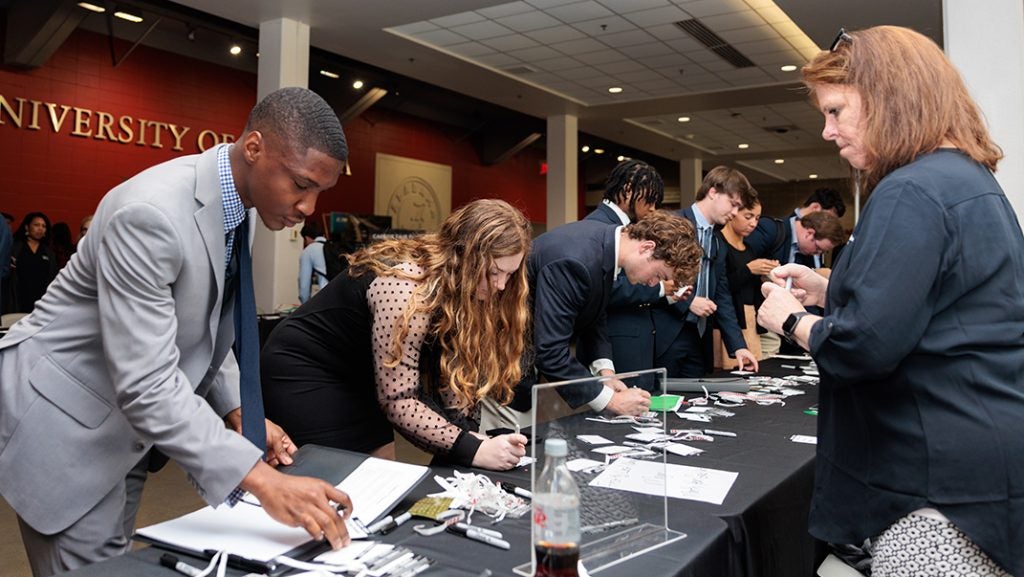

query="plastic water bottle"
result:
[533,438,581,577]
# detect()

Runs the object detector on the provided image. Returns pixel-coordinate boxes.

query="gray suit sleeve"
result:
[96,202,260,505]
[205,352,242,418]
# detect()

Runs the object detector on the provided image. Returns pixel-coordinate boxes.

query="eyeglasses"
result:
[830,27,853,52]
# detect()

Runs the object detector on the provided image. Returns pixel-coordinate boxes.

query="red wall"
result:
[0,28,560,234]
[0,29,255,230]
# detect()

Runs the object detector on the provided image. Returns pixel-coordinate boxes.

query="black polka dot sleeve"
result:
[367,262,482,464]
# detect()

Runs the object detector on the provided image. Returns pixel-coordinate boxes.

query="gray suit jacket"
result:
[0,146,262,534]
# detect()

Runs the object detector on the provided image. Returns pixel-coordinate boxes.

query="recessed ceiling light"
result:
[229,44,242,56]
[809,174,819,179]
[352,80,364,89]
[737,143,749,149]
[113,8,143,22]
[774,159,785,164]
[616,155,626,162]
[607,87,623,94]
[780,65,798,72]
[319,70,339,79]
[581,145,590,153]
[594,148,605,154]
[77,2,106,13]
[677,116,691,123]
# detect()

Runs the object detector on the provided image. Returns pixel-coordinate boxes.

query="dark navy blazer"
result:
[511,220,617,411]
[583,205,662,381]
[651,206,746,359]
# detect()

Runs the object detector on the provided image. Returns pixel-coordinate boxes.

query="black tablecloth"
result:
[58,358,820,577]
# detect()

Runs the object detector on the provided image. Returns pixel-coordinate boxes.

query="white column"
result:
[546,114,578,228]
[944,0,1024,220]
[252,18,310,313]
[679,157,701,206]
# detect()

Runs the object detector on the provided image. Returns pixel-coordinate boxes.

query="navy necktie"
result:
[232,218,266,453]
[695,227,712,336]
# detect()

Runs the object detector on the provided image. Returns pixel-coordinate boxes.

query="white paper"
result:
[577,434,613,445]
[136,502,313,562]
[790,435,817,444]
[589,458,738,505]
[591,445,634,455]
[337,458,429,525]
[565,458,604,472]
[625,432,671,443]
[516,456,536,467]
[675,412,712,422]
[663,442,704,457]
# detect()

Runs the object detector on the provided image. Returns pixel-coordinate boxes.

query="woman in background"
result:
[261,199,531,470]
[759,26,1022,576]
[721,195,778,357]
[9,212,58,312]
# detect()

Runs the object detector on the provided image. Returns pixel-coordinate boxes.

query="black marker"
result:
[160,554,203,577]
[500,481,532,499]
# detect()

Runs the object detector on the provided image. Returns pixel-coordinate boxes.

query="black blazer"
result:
[651,206,746,358]
[511,220,616,411]
[583,206,662,385]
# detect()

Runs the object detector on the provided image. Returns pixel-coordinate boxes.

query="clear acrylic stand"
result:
[513,369,686,575]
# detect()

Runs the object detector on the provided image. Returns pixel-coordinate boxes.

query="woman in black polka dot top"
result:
[261,199,531,469]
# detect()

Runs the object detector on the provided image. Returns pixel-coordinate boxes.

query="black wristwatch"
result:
[782,311,810,342]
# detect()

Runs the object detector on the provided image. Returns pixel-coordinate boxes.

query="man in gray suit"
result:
[0,87,353,577]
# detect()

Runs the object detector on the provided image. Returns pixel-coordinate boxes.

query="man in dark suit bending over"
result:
[508,211,702,417]
[584,160,677,390]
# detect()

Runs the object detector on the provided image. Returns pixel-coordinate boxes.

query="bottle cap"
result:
[544,438,568,457]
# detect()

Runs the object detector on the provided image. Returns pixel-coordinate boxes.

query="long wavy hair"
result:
[802,26,1002,194]
[347,199,532,410]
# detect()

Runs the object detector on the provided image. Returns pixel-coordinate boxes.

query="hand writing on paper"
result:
[241,462,353,550]
[605,387,651,416]
[473,433,528,470]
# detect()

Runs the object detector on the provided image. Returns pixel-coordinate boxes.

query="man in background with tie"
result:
[0,87,353,577]
[653,166,759,377]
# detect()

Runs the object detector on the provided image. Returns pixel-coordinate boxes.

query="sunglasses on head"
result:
[830,27,853,52]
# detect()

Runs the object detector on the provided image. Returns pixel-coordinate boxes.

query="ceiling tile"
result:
[545,1,615,24]
[446,41,497,57]
[507,45,565,61]
[570,15,637,36]
[526,0,585,8]
[523,24,588,44]
[735,37,793,54]
[597,29,657,48]
[413,29,471,47]
[643,52,691,68]
[550,37,609,55]
[718,24,781,44]
[475,53,525,68]
[755,4,790,24]
[476,1,536,18]
[429,12,486,28]
[661,36,704,52]
[618,41,675,58]
[595,0,672,13]
[622,4,696,27]
[533,55,585,71]
[449,20,517,41]
[699,10,767,31]
[494,11,564,32]
[480,33,540,51]
[576,49,630,65]
[646,23,687,40]
[673,0,745,18]
[601,59,642,74]
[715,67,773,84]
[558,65,606,80]
[616,68,665,82]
